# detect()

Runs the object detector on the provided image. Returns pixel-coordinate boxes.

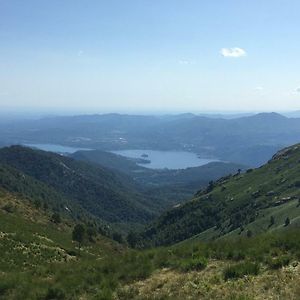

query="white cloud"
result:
[295,87,300,93]
[179,60,189,65]
[178,59,195,65]
[220,47,247,58]
[254,86,264,91]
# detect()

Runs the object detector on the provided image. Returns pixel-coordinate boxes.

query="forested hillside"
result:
[72,149,245,204]
[0,146,156,225]
[138,143,300,246]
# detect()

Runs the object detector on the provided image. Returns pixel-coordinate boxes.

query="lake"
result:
[111,149,218,169]
[24,143,91,154]
[24,144,218,169]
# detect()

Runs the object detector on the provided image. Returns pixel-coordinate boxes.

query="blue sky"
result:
[0,0,300,113]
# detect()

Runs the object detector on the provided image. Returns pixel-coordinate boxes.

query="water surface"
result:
[111,149,218,169]
[24,143,91,154]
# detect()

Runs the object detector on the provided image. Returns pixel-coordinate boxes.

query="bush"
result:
[51,212,61,224]
[266,255,291,269]
[223,262,260,280]
[2,203,15,213]
[285,217,290,227]
[45,287,66,300]
[112,232,124,244]
[0,279,14,296]
[177,257,207,272]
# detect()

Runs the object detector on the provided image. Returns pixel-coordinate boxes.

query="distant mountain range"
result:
[1,112,300,166]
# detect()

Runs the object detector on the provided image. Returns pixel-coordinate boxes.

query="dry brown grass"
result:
[115,260,300,300]
[0,191,49,223]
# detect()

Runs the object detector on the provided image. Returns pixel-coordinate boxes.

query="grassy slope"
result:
[0,191,125,299]
[1,156,300,299]
[1,191,300,300]
[139,144,300,246]
[117,260,300,300]
[0,163,93,224]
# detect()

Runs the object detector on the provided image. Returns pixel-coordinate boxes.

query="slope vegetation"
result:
[72,149,245,206]
[139,144,300,246]
[1,190,300,300]
[0,146,155,225]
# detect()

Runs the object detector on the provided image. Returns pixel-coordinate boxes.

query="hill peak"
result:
[248,112,287,121]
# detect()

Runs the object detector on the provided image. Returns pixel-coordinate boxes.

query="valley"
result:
[2,1,300,298]
[0,114,300,299]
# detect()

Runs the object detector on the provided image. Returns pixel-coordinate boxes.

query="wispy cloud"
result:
[220,47,247,58]
[254,86,264,91]
[253,86,267,96]
[178,59,195,65]
[295,87,300,93]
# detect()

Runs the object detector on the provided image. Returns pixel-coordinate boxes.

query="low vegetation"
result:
[1,191,299,300]
[138,144,300,246]
[0,143,300,299]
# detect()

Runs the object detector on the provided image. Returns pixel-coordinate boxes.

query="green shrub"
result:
[45,287,66,300]
[51,212,61,224]
[0,279,13,296]
[223,262,260,280]
[153,250,172,268]
[266,255,291,269]
[177,257,207,272]
[2,203,15,213]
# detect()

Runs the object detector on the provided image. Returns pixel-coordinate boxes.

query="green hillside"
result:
[0,163,94,222]
[71,149,148,174]
[0,146,156,225]
[1,191,300,299]
[72,149,245,205]
[0,144,300,299]
[0,190,126,299]
[138,144,300,247]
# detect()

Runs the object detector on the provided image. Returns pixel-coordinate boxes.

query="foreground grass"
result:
[117,260,300,300]
[1,196,300,299]
[1,224,300,299]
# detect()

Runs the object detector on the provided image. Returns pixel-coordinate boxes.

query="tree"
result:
[206,181,214,193]
[72,224,85,251]
[51,212,61,224]
[34,199,41,209]
[112,232,124,244]
[127,231,138,248]
[269,215,275,227]
[246,230,253,238]
[86,226,97,243]
[284,217,290,227]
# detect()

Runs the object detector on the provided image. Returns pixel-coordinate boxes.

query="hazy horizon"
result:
[1,106,300,120]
